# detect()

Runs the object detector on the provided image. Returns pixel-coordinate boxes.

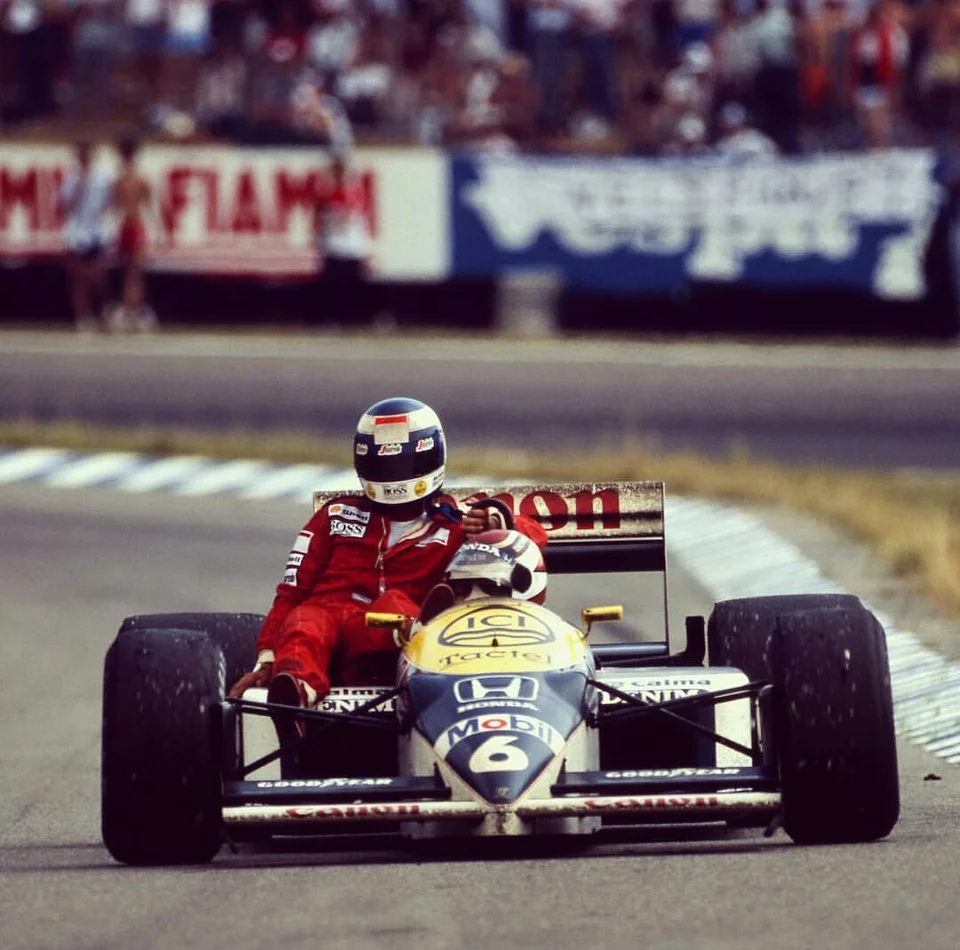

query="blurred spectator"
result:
[526,0,573,134]
[291,70,355,146]
[916,0,960,144]
[110,137,159,332]
[409,21,464,142]
[622,76,667,154]
[800,0,856,148]
[168,0,212,56]
[195,37,250,138]
[573,0,623,125]
[851,0,910,148]
[649,0,679,67]
[2,0,959,157]
[446,38,539,149]
[445,25,511,146]
[662,40,715,130]
[68,0,126,123]
[495,50,540,141]
[1,0,62,122]
[245,0,309,141]
[312,153,374,328]
[714,99,778,158]
[924,145,960,334]
[334,8,395,125]
[126,0,168,109]
[661,110,711,154]
[675,0,719,47]
[306,0,361,85]
[752,0,801,153]
[464,0,509,47]
[711,0,759,115]
[58,139,114,331]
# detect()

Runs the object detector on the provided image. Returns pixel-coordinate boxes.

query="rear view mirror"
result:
[365,612,412,645]
[581,605,624,638]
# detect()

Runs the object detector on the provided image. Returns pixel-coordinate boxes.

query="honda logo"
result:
[454,676,539,703]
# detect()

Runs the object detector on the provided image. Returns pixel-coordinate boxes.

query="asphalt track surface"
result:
[2,333,960,470]
[2,484,959,950]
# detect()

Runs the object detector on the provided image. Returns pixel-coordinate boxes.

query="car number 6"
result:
[468,735,530,773]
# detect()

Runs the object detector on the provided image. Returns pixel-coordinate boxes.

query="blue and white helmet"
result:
[354,397,446,507]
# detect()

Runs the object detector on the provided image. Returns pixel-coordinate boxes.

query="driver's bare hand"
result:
[228,664,273,698]
[462,508,504,535]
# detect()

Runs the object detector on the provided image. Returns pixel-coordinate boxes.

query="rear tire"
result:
[119,612,262,691]
[708,594,862,680]
[773,606,899,844]
[102,628,225,865]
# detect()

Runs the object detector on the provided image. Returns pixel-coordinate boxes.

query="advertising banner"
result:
[451,150,939,299]
[0,145,448,280]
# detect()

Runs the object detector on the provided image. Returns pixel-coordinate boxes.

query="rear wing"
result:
[313,481,665,576]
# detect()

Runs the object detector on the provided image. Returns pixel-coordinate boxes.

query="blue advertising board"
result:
[450,150,940,299]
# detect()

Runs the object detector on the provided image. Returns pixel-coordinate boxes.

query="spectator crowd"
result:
[1,0,959,155]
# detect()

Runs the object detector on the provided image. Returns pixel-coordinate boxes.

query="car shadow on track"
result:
[1,826,797,873]
[211,823,793,870]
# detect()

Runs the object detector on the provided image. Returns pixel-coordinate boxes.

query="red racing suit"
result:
[256,495,548,696]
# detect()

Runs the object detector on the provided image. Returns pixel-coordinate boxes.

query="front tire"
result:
[102,628,225,865]
[773,606,899,844]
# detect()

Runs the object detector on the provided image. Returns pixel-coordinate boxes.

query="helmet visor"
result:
[355,441,443,483]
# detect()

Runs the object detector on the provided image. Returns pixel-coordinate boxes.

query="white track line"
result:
[238,464,337,500]
[116,455,215,493]
[42,451,144,488]
[0,447,73,484]
[174,459,274,497]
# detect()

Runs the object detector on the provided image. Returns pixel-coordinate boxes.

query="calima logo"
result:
[438,607,554,648]
[454,676,540,703]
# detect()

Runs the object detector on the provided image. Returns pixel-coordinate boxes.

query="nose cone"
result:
[408,669,589,805]
[433,712,566,804]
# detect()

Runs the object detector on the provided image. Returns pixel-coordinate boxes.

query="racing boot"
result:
[266,673,316,778]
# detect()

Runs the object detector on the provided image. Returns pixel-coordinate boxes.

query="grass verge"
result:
[3,421,958,620]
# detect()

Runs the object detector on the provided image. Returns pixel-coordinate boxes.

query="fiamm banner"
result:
[451,150,939,299]
[0,145,448,280]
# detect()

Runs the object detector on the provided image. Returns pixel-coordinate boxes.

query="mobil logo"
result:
[454,675,540,703]
[434,714,564,758]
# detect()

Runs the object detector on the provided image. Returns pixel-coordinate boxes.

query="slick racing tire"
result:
[772,606,899,844]
[707,594,862,681]
[119,612,262,692]
[102,627,225,865]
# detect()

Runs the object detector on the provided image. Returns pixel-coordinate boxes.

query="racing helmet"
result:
[354,397,446,507]
[445,530,547,604]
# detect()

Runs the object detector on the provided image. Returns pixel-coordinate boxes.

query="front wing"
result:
[221,767,781,830]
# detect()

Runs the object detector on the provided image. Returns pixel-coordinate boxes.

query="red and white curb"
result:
[2,446,958,766]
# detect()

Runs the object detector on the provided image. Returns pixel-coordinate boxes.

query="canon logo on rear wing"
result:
[314,481,664,540]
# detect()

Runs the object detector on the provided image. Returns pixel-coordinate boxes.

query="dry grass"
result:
[3,422,959,619]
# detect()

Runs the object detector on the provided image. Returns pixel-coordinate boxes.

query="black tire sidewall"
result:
[773,606,900,844]
[102,627,225,865]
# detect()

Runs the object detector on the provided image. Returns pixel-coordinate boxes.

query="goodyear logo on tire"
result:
[438,605,555,648]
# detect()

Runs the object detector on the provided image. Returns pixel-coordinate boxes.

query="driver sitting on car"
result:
[414,528,548,627]
[228,397,547,711]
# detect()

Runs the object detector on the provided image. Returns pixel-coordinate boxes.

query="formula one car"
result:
[101,482,900,865]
